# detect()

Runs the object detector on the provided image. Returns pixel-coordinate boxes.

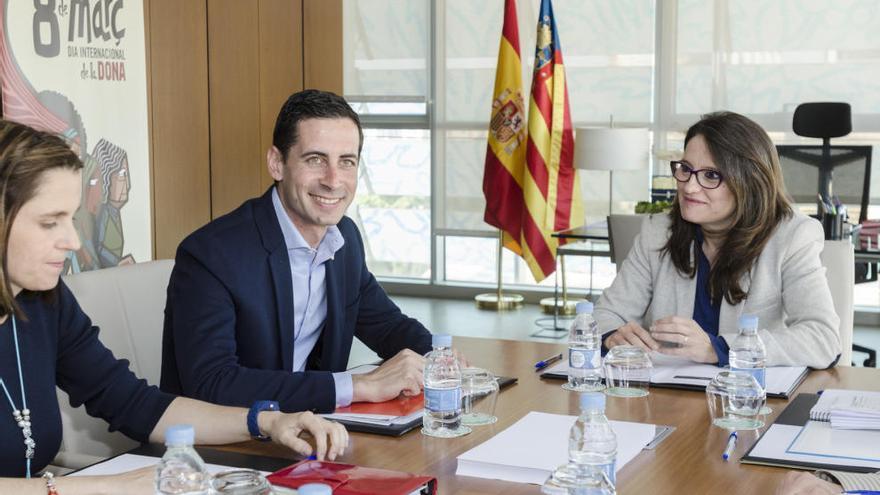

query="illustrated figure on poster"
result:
[37,90,101,273]
[92,138,135,267]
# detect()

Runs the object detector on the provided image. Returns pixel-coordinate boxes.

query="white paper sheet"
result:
[748,424,880,469]
[68,453,270,477]
[787,420,880,462]
[323,410,423,426]
[545,358,806,396]
[455,411,656,485]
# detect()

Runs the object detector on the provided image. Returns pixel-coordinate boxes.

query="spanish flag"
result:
[483,0,583,282]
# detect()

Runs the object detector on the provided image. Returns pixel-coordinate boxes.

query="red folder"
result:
[334,393,424,417]
[267,460,437,495]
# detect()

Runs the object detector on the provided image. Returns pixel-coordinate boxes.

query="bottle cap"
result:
[575,301,594,314]
[432,334,452,348]
[579,392,605,411]
[164,424,195,446]
[297,483,333,495]
[738,314,759,330]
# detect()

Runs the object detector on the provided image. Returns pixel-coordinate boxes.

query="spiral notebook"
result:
[809,389,880,429]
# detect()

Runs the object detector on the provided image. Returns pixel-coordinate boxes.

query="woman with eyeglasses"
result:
[596,111,840,368]
[0,120,347,493]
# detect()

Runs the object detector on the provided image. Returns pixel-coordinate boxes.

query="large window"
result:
[343,0,880,307]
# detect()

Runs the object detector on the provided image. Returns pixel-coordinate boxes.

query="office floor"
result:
[348,295,880,368]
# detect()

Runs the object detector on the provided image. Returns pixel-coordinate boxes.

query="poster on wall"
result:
[0,0,151,272]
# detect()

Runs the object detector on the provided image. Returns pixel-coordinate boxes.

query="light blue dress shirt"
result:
[272,188,353,407]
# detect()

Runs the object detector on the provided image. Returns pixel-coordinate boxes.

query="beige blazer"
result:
[594,212,841,368]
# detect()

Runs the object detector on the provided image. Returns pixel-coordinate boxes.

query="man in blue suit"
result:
[160,90,433,414]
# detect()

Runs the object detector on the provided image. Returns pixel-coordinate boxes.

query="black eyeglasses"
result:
[670,161,724,189]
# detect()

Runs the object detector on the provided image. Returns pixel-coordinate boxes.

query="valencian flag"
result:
[483,0,583,282]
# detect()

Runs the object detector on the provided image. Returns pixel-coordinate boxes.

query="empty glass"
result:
[461,367,499,425]
[603,345,652,397]
[211,470,272,495]
[706,371,766,430]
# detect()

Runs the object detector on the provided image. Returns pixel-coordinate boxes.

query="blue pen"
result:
[534,353,563,371]
[843,491,880,495]
[307,454,317,461]
[722,431,737,461]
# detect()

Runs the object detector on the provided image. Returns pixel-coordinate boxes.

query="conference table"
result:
[214,337,878,494]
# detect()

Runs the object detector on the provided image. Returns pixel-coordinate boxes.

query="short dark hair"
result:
[272,89,363,161]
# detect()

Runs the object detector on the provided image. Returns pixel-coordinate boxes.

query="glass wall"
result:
[343,0,880,307]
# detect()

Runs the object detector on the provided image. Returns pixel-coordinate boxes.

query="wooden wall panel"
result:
[207,0,263,217]
[147,0,211,259]
[147,0,341,257]
[259,0,304,189]
[303,0,343,94]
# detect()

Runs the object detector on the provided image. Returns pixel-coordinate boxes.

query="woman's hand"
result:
[651,316,718,363]
[604,321,660,353]
[259,411,348,461]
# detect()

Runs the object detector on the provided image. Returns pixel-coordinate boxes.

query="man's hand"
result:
[352,349,426,403]
[651,316,718,363]
[604,321,660,353]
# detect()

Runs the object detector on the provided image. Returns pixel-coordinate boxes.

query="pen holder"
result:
[823,213,844,240]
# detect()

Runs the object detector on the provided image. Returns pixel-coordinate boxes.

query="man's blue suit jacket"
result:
[160,188,433,413]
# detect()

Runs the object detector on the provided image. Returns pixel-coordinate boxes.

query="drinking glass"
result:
[706,371,766,430]
[603,345,652,397]
[211,470,272,495]
[461,367,499,425]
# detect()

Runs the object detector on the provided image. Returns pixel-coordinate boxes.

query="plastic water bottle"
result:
[566,301,603,392]
[570,392,618,486]
[156,424,210,495]
[729,315,767,389]
[423,334,470,438]
[542,392,616,494]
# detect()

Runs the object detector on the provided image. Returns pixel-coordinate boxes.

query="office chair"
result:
[778,102,876,367]
[607,214,646,272]
[778,102,873,223]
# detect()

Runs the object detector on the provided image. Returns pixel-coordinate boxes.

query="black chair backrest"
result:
[793,102,852,139]
[777,145,872,223]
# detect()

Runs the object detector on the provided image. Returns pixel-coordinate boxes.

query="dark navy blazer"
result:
[160,188,432,413]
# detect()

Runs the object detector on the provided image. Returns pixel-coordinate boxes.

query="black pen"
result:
[535,353,563,371]
[673,375,712,381]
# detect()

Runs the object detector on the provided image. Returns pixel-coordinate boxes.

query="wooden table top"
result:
[220,336,879,495]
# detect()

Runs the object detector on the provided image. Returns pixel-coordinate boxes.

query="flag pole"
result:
[539,251,576,316]
[475,230,524,310]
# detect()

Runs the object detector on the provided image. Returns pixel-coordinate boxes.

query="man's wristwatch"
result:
[247,400,280,441]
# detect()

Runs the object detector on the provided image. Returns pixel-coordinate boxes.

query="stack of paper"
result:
[810,389,880,430]
[456,411,656,485]
[831,408,880,430]
[323,394,424,427]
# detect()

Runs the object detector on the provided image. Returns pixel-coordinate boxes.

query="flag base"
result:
[474,292,524,311]
[539,297,577,316]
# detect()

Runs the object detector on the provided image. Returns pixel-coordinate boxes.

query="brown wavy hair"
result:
[661,112,792,305]
[0,120,83,318]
